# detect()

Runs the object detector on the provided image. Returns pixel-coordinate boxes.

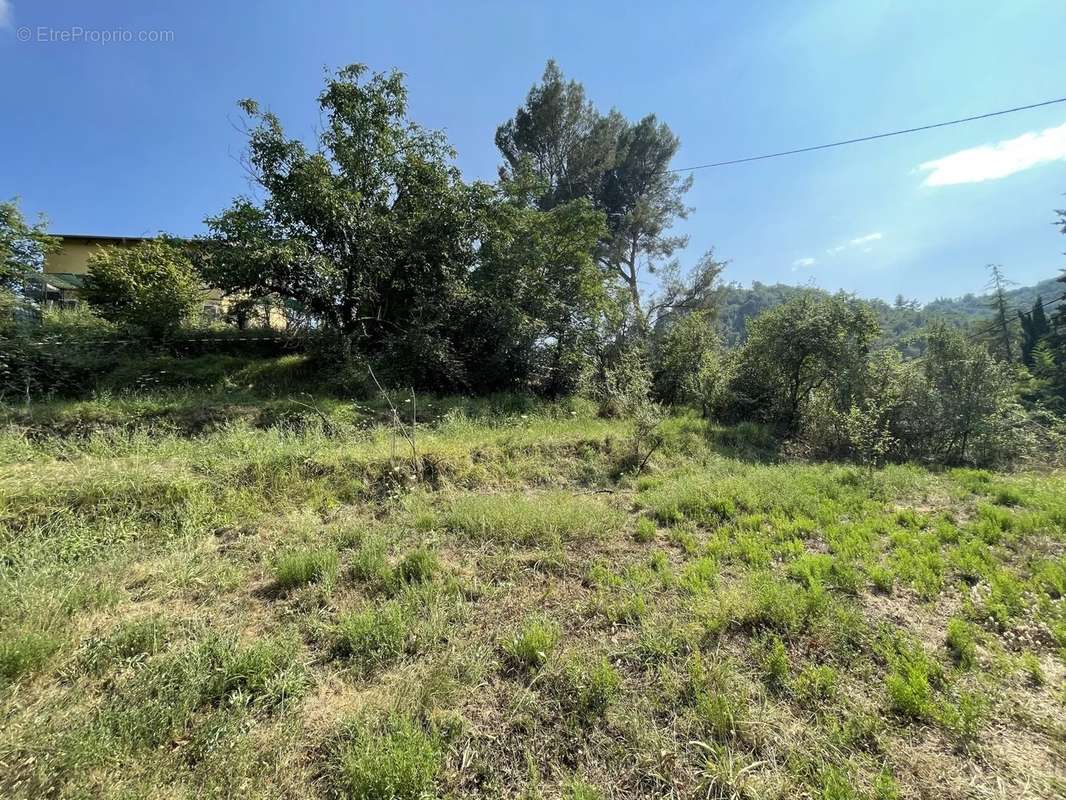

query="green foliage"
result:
[917,323,1022,465]
[101,633,306,748]
[1018,651,1045,686]
[78,617,169,674]
[273,547,339,590]
[727,291,879,433]
[334,716,441,800]
[633,516,657,543]
[467,183,608,394]
[496,60,692,329]
[0,629,62,685]
[884,639,940,721]
[557,656,621,720]
[200,62,483,392]
[0,197,58,293]
[395,548,438,585]
[603,590,647,625]
[793,664,838,708]
[82,238,202,336]
[591,343,655,419]
[0,391,1064,796]
[563,778,604,800]
[332,603,413,672]
[940,690,986,749]
[687,656,749,740]
[651,308,725,408]
[945,618,977,669]
[0,304,121,398]
[437,491,619,547]
[503,616,559,672]
[752,632,790,693]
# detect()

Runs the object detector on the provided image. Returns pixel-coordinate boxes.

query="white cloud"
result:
[792,257,816,271]
[826,232,883,256]
[918,122,1066,187]
[0,1,12,29]
[849,232,882,246]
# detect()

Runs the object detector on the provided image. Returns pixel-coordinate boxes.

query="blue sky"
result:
[2,0,1065,301]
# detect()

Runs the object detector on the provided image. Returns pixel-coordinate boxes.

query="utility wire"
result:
[971,290,1066,339]
[666,96,1066,173]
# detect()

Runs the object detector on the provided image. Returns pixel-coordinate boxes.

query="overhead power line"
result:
[971,290,1066,339]
[666,96,1066,173]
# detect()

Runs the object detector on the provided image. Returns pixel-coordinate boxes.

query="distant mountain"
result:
[923,276,1064,319]
[715,275,1065,346]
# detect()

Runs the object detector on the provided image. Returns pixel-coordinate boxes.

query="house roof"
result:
[22,272,85,290]
[53,233,154,243]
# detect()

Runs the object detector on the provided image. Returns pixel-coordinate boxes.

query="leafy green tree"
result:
[984,264,1016,361]
[0,197,57,299]
[1017,296,1050,366]
[651,308,720,406]
[463,177,608,394]
[727,292,879,432]
[82,238,202,336]
[916,323,1018,464]
[201,65,477,361]
[496,61,692,331]
[597,114,692,328]
[1051,209,1066,348]
[495,60,616,211]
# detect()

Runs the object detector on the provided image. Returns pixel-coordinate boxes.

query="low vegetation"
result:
[0,393,1063,799]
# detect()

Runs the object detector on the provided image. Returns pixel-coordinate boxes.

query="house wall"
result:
[43,235,290,330]
[44,237,142,275]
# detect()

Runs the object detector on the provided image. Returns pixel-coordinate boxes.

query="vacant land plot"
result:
[0,394,1063,799]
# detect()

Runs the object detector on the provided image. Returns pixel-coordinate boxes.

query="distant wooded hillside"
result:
[716,275,1065,344]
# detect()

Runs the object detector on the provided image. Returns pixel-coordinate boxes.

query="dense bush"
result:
[724,292,879,433]
[82,237,203,337]
[801,324,1027,466]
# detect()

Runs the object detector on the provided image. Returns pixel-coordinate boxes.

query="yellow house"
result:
[39,234,286,328]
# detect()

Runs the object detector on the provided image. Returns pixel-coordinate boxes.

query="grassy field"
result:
[0,391,1063,799]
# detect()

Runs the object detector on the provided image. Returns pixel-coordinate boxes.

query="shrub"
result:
[82,237,203,336]
[724,292,878,433]
[274,548,339,590]
[503,617,559,672]
[334,716,441,800]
